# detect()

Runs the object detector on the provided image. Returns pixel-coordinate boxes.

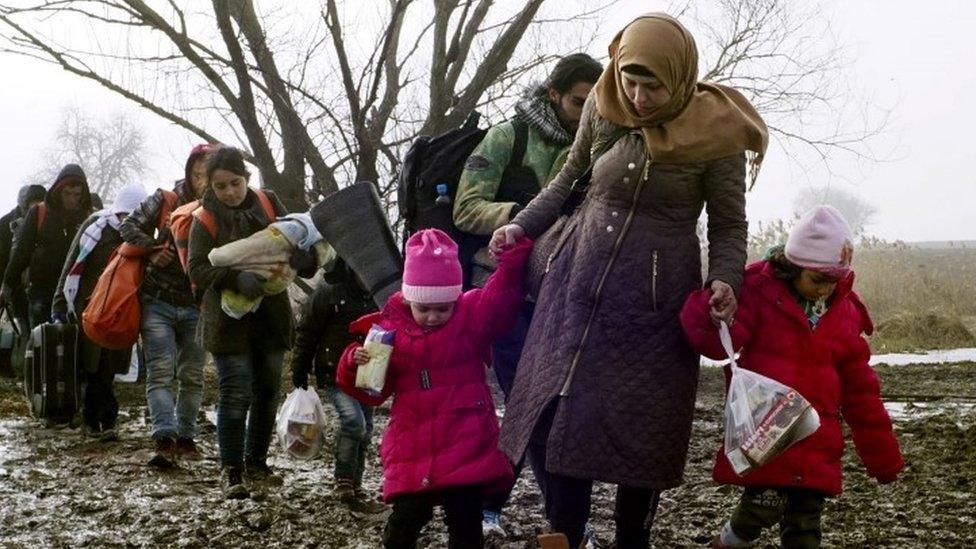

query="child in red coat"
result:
[681,206,903,548]
[336,228,531,548]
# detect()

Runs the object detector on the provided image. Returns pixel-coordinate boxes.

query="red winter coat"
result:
[680,261,903,496]
[337,239,532,502]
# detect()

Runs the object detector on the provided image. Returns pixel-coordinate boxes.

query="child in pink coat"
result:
[336,228,531,548]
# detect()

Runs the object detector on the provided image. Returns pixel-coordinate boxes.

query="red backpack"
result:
[81,192,178,349]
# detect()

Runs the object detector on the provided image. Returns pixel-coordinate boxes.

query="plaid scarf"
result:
[62,210,121,315]
[513,89,574,146]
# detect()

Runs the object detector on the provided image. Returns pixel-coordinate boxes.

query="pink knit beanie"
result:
[785,205,855,278]
[401,229,463,304]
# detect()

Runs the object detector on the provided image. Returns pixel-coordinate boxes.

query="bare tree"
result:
[0,0,889,215]
[29,106,148,200]
[0,0,606,212]
[679,0,891,169]
[794,186,877,236]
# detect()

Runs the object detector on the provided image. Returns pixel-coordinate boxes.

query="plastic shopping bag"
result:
[276,388,328,460]
[719,322,821,475]
[355,325,395,393]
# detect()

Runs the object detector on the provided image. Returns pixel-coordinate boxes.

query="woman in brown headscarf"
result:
[489,13,767,548]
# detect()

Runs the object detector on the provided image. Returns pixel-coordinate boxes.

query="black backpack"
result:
[397,112,529,287]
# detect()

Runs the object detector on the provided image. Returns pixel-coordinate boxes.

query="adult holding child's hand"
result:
[496,12,767,548]
[489,223,526,254]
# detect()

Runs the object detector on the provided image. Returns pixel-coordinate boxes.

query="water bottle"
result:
[434,183,451,206]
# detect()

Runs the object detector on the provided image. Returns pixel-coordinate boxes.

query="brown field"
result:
[853,247,976,352]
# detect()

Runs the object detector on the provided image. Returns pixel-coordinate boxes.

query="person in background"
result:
[1,165,93,330]
[0,184,47,337]
[290,258,384,513]
[52,183,148,441]
[120,144,212,468]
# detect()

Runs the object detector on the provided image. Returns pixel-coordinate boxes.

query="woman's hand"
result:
[353,347,371,365]
[489,224,526,255]
[709,280,737,326]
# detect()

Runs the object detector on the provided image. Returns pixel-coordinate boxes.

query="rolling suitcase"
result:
[23,322,80,424]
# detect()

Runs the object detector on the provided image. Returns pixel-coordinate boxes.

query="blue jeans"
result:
[215,349,284,468]
[326,386,374,485]
[141,296,205,441]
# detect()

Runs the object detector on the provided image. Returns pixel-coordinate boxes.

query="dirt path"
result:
[1,363,974,547]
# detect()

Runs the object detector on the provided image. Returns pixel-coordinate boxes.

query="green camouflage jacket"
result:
[453,121,569,235]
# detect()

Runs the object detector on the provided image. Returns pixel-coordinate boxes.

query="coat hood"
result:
[46,164,93,211]
[17,184,46,210]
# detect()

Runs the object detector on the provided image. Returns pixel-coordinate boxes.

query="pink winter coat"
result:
[680,260,904,496]
[337,239,532,502]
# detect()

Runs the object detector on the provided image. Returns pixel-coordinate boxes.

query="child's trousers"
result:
[383,484,483,549]
[724,487,826,548]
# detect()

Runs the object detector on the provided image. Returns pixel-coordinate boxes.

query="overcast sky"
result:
[0,0,972,242]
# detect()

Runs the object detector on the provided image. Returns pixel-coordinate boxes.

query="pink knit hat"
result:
[401,229,463,304]
[785,205,855,278]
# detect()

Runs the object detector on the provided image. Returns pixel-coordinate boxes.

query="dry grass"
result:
[854,247,976,322]
[853,247,976,352]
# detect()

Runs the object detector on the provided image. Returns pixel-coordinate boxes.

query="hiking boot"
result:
[98,428,119,443]
[176,437,202,459]
[335,480,356,502]
[482,510,506,539]
[244,460,283,486]
[223,467,250,500]
[339,483,386,514]
[148,437,176,468]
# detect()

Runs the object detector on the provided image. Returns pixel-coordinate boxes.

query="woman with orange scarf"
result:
[490,14,767,548]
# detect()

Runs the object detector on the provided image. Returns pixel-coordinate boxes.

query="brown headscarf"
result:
[594,13,768,185]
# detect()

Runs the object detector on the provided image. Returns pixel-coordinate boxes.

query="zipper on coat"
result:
[651,250,659,312]
[560,164,650,396]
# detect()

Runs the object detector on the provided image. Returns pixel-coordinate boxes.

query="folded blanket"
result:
[209,216,334,319]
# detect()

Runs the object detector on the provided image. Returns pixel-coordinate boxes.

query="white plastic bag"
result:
[355,325,395,393]
[719,322,821,475]
[276,388,329,460]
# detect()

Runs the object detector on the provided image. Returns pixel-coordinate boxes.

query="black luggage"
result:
[23,322,80,423]
[311,181,403,308]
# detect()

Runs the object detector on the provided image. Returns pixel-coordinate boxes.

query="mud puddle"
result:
[0,362,974,547]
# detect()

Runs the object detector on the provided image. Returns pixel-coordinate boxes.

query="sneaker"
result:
[176,437,202,459]
[244,460,283,486]
[482,510,506,539]
[224,467,250,500]
[148,437,176,468]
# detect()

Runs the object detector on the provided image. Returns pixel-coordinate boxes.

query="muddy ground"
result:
[0,361,974,548]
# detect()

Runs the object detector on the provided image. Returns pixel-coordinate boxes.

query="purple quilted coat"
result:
[498,96,748,489]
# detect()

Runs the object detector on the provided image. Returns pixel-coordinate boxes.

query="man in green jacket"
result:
[454,53,602,542]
